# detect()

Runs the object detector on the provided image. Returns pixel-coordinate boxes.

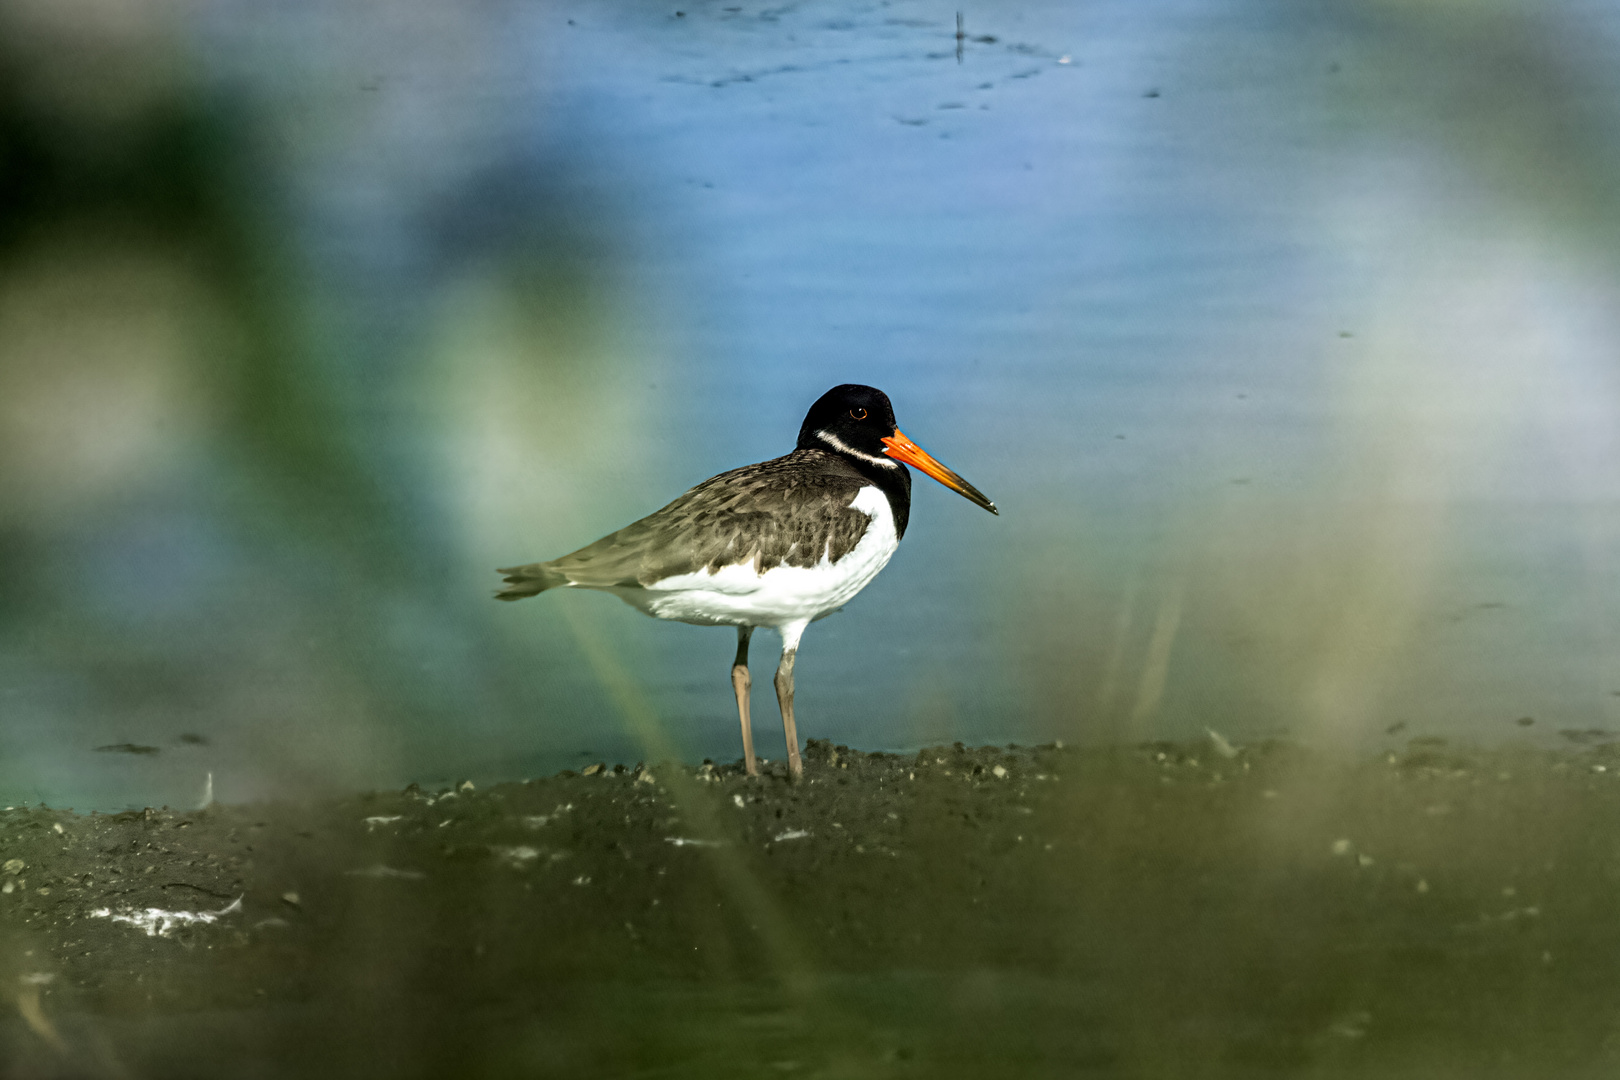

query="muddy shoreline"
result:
[4,738,1620,1077]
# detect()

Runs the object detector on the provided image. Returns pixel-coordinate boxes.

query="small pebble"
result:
[281,891,301,907]
[992,765,1008,779]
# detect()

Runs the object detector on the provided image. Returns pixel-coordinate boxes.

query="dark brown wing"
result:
[495,449,873,599]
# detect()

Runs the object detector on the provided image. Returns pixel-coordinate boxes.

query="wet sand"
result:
[4,737,1620,1078]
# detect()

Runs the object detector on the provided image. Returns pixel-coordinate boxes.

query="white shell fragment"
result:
[492,845,541,866]
[1206,729,1241,759]
[90,896,243,938]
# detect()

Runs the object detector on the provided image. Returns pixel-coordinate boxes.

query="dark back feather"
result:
[496,449,878,598]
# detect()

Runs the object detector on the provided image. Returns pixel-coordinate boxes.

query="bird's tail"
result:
[494,562,569,601]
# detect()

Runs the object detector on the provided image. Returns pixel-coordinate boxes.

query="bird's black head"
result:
[795,384,901,466]
[795,383,999,519]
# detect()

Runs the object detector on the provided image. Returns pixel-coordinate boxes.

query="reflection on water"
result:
[2,0,1620,813]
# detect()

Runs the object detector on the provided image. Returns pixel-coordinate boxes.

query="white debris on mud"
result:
[1206,729,1241,759]
[90,896,243,938]
[492,845,542,867]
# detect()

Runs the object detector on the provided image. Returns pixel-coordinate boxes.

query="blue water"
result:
[4,0,1620,809]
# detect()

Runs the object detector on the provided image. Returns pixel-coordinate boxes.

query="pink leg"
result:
[773,622,809,780]
[731,626,757,777]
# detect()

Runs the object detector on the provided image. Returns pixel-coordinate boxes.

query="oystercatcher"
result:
[495,384,996,779]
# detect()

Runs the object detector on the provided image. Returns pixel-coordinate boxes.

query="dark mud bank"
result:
[6,738,1620,1078]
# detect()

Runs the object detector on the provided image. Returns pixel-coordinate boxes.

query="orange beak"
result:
[881,430,998,515]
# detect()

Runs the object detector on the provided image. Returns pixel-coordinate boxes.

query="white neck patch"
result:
[815,429,901,470]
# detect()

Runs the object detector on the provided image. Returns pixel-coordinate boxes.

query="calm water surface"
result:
[3,0,1620,808]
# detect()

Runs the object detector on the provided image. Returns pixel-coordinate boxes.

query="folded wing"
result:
[495,450,872,600]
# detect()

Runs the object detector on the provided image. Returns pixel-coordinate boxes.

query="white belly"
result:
[606,485,899,629]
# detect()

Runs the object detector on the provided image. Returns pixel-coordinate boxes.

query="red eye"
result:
[849,407,868,420]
